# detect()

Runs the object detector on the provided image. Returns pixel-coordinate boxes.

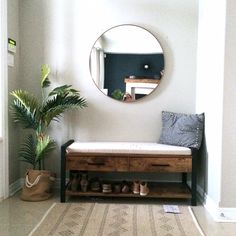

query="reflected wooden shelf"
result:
[124,77,161,99]
[66,182,191,199]
[124,78,161,84]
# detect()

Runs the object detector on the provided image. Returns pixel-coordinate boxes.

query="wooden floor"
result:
[0,190,236,236]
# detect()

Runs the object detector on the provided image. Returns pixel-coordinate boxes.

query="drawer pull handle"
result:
[151,164,170,167]
[87,162,105,166]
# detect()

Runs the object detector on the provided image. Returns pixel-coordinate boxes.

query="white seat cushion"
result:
[66,142,191,155]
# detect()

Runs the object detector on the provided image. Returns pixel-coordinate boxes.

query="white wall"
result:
[1,0,9,199]
[220,0,236,207]
[196,0,226,207]
[0,140,4,200]
[7,0,20,185]
[18,0,198,176]
[197,0,236,209]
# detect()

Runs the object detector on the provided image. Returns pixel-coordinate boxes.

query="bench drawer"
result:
[129,157,192,172]
[66,156,129,172]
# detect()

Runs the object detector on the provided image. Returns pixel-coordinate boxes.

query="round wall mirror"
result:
[89,24,165,102]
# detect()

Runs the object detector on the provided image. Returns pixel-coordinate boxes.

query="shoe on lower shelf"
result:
[90,178,101,192]
[132,180,140,194]
[102,183,112,193]
[140,182,149,196]
[114,183,121,193]
[121,181,130,193]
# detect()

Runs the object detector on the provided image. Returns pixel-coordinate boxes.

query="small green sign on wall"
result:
[8,38,16,53]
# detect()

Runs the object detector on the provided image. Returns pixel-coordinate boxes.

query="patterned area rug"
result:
[29,203,204,236]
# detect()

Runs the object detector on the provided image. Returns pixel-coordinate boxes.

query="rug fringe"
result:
[28,202,57,236]
[188,206,205,236]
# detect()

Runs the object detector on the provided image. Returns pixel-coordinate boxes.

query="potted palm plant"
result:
[10,64,87,201]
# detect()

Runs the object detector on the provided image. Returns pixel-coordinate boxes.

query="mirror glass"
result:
[89,25,165,102]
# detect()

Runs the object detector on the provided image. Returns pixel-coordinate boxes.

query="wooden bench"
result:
[61,140,198,205]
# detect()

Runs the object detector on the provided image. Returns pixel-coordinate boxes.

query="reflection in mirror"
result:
[90,25,164,102]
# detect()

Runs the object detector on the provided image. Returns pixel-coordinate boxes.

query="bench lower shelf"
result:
[66,182,191,199]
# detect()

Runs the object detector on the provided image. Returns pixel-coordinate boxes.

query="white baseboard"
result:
[204,194,236,222]
[9,178,24,196]
[194,183,236,222]
[187,181,236,222]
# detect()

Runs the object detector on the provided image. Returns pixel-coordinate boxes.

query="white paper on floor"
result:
[163,205,181,214]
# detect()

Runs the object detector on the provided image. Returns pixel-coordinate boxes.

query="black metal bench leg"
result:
[60,139,74,203]
[191,149,197,206]
[182,173,187,184]
[60,145,66,202]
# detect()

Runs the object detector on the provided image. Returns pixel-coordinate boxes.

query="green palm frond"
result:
[41,95,87,125]
[10,100,39,129]
[41,64,51,88]
[36,136,56,162]
[48,85,80,97]
[19,135,37,168]
[43,94,87,112]
[62,95,88,108]
[10,89,39,112]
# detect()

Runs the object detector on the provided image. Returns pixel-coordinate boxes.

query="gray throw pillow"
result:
[159,111,204,149]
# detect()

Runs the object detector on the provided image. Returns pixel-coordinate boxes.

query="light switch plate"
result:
[8,53,14,67]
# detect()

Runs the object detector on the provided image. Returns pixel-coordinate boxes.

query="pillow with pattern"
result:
[159,111,204,150]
